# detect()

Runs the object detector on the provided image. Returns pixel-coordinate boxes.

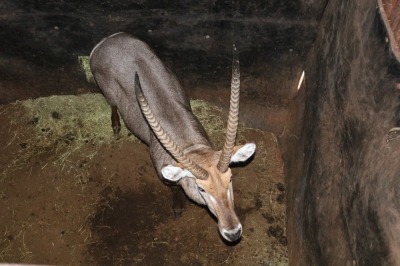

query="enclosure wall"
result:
[282,0,400,264]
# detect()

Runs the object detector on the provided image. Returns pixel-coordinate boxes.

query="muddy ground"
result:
[0,93,288,265]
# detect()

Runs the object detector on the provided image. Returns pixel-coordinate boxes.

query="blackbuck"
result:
[90,32,256,242]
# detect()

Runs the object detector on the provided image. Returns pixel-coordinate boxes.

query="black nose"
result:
[221,225,242,242]
[224,230,241,242]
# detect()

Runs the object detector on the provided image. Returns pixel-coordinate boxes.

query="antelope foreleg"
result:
[170,186,184,218]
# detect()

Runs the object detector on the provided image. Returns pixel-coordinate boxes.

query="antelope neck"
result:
[182,144,210,155]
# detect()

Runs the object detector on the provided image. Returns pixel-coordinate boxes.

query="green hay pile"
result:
[18,94,227,165]
[190,99,226,146]
[15,94,132,170]
[78,56,94,83]
[22,93,134,150]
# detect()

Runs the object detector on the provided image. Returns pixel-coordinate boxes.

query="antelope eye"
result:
[198,186,205,193]
[230,175,233,183]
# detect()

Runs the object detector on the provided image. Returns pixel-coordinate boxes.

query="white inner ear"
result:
[161,165,195,182]
[230,143,256,163]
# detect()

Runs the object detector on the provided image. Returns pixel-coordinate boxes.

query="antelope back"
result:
[90,32,211,153]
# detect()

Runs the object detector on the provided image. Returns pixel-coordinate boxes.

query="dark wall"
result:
[0,0,325,103]
[282,0,400,264]
[0,0,321,60]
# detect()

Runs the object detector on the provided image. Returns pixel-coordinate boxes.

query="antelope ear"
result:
[230,143,256,163]
[161,164,195,182]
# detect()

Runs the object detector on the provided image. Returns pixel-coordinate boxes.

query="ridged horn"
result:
[217,44,240,173]
[134,73,209,180]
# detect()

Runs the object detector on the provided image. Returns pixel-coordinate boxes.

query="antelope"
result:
[90,32,256,242]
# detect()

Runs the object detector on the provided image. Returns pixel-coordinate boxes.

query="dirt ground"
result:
[0,94,287,265]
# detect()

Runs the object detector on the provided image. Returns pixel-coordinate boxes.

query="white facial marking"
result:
[208,194,217,205]
[227,182,233,202]
[198,188,217,216]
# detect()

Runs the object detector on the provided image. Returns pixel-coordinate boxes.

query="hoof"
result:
[112,126,121,136]
[171,186,184,218]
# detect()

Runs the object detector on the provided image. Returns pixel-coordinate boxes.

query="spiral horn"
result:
[135,73,209,180]
[217,44,240,173]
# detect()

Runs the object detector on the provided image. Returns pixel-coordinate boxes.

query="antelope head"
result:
[135,46,256,242]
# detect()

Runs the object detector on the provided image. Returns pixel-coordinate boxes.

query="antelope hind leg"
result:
[111,105,121,136]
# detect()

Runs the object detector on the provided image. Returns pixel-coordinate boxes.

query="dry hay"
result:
[21,93,135,150]
[78,56,94,83]
[19,94,231,154]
